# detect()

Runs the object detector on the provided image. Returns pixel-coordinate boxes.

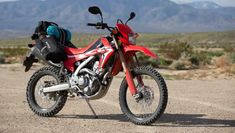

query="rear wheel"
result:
[119,66,168,125]
[26,66,68,117]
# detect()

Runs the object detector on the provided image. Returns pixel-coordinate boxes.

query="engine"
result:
[75,61,101,96]
[77,74,100,96]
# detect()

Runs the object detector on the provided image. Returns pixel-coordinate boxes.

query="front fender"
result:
[123,45,158,59]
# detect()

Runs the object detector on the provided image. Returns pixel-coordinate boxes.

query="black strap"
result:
[58,28,65,45]
[61,29,66,44]
[61,28,64,44]
[49,22,58,27]
[58,29,62,44]
[64,29,68,42]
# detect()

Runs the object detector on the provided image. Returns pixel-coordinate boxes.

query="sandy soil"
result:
[0,64,234,133]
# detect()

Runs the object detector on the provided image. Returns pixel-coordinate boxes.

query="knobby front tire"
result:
[119,66,168,125]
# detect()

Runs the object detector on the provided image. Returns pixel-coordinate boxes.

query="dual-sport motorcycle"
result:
[24,6,168,125]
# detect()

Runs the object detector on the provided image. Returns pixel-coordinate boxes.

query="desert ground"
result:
[0,64,234,133]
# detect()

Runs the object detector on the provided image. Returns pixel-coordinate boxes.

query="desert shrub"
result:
[170,61,188,70]
[170,52,213,70]
[158,40,193,60]
[228,52,235,64]
[175,63,185,70]
[206,51,224,57]
[189,55,200,66]
[136,53,160,68]
[222,44,235,53]
[189,51,212,66]
[147,58,159,67]
[0,51,5,63]
[0,47,28,63]
[169,53,197,70]
[189,51,224,67]
[0,47,28,57]
[158,58,173,66]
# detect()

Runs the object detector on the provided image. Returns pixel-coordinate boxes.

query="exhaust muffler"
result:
[43,83,70,93]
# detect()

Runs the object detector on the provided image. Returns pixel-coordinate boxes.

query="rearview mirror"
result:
[125,12,136,25]
[88,6,102,16]
[129,12,136,20]
[88,6,103,23]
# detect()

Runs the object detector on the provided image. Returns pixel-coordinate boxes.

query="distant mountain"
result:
[0,0,235,38]
[185,1,221,9]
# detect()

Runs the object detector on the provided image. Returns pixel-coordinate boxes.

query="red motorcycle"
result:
[25,6,168,125]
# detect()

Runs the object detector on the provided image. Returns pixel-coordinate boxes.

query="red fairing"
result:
[99,38,115,69]
[123,44,158,59]
[63,40,98,72]
[63,37,114,72]
[63,55,76,72]
[116,24,133,44]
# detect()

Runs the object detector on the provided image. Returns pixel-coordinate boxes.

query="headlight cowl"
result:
[128,33,138,44]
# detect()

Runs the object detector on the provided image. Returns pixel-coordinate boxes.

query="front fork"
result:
[112,36,138,96]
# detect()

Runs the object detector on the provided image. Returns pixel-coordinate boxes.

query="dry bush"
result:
[169,53,197,70]
[158,40,193,60]
[227,64,235,75]
[214,55,231,68]
[222,44,235,53]
[228,52,235,64]
[218,64,235,76]
[169,60,192,70]
[0,51,5,63]
[0,47,28,64]
[4,56,23,64]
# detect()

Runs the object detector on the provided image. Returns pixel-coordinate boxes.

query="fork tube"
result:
[112,36,137,95]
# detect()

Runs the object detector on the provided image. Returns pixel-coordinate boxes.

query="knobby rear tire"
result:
[26,66,68,117]
[119,66,168,125]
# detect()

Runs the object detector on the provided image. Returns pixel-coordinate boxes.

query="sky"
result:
[171,0,235,7]
[0,0,235,7]
[0,0,16,2]
[0,0,15,2]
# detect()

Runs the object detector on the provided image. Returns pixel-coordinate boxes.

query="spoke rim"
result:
[34,75,59,109]
[125,74,161,118]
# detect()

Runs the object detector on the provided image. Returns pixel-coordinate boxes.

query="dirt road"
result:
[0,65,234,133]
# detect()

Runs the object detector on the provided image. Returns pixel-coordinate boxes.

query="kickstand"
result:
[85,99,98,119]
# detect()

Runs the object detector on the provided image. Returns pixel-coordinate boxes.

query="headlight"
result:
[128,33,138,44]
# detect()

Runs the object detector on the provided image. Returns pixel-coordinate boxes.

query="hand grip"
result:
[87,23,97,26]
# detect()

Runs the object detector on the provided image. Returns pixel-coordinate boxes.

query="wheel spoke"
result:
[126,75,160,117]
[26,67,68,117]
[34,75,58,109]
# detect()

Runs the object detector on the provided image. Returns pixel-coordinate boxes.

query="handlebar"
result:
[87,22,107,28]
[87,22,114,32]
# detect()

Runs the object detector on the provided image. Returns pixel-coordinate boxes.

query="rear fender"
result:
[24,46,61,72]
[123,45,158,59]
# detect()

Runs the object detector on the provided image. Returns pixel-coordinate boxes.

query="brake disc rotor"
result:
[138,85,154,107]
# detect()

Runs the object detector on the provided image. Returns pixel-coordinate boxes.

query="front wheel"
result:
[119,66,168,125]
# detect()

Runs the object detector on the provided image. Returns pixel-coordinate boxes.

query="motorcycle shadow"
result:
[56,113,235,127]
[56,113,128,122]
